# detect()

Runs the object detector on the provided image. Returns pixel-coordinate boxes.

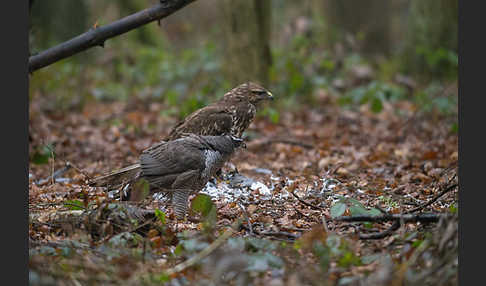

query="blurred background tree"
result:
[29,0,458,119]
[403,0,458,79]
[220,0,272,86]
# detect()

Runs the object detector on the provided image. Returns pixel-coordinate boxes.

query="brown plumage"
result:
[165,81,273,140]
[90,134,245,219]
[89,82,272,210]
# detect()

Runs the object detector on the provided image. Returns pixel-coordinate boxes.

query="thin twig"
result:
[164,220,241,276]
[321,215,329,232]
[239,224,302,241]
[36,163,72,185]
[289,189,324,211]
[65,161,94,182]
[328,162,345,176]
[293,205,319,223]
[237,202,253,235]
[258,231,300,239]
[359,220,401,240]
[406,183,458,214]
[333,213,446,223]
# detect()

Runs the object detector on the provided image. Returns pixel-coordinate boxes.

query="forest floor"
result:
[29,94,458,285]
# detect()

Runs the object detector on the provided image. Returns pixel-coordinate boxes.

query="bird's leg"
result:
[172,189,191,222]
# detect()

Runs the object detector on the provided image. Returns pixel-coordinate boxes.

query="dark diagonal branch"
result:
[333,213,445,224]
[405,183,458,214]
[28,0,196,73]
[290,189,324,211]
[358,220,401,240]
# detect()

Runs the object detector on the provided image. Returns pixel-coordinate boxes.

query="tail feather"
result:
[89,163,141,188]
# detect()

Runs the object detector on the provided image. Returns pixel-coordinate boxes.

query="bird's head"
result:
[224,82,274,105]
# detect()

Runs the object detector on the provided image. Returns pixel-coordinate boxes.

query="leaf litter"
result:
[29,95,458,285]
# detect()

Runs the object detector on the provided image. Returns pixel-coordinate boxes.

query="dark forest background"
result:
[29,0,458,122]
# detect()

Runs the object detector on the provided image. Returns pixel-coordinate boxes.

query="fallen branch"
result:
[358,220,401,240]
[29,210,85,225]
[239,224,301,241]
[289,189,324,211]
[333,213,446,224]
[258,230,300,240]
[406,183,458,214]
[29,0,196,72]
[35,162,72,185]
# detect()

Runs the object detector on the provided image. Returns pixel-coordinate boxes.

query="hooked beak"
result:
[267,91,274,100]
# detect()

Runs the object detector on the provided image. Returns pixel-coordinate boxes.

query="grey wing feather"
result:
[140,140,205,188]
[89,163,141,187]
[172,170,201,189]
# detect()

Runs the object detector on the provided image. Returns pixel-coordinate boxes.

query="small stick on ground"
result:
[36,162,72,186]
[333,213,446,223]
[164,220,241,276]
[65,160,94,182]
[293,205,320,223]
[290,189,324,211]
[359,220,401,240]
[321,215,329,232]
[237,202,254,235]
[406,183,458,214]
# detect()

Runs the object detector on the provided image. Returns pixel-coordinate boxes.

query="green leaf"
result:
[31,144,54,165]
[337,251,362,267]
[363,222,374,229]
[349,204,370,216]
[370,96,383,113]
[154,273,170,283]
[191,194,214,217]
[412,239,423,248]
[450,122,458,133]
[63,200,84,210]
[449,204,457,214]
[330,202,347,218]
[246,237,276,252]
[154,209,166,225]
[31,152,50,165]
[174,243,183,256]
[262,107,280,124]
[346,198,364,207]
[246,252,283,272]
[361,253,383,265]
[313,242,331,272]
[367,208,382,217]
[349,203,381,217]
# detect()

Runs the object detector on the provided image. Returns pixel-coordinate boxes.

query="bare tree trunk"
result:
[403,0,458,77]
[220,0,272,86]
[254,0,272,85]
[322,0,392,56]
